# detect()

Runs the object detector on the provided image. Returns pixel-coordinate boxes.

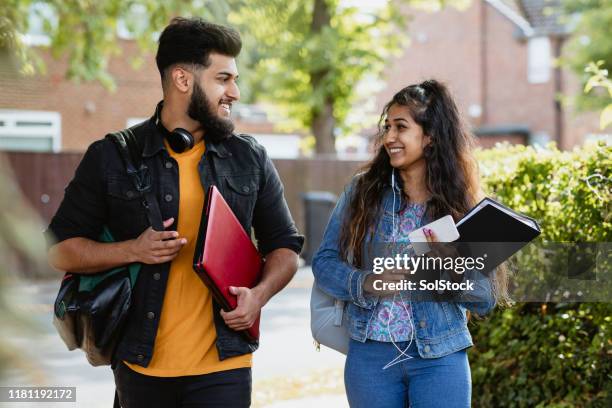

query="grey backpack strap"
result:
[105,130,163,231]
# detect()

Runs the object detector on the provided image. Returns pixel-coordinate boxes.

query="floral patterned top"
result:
[365,202,427,342]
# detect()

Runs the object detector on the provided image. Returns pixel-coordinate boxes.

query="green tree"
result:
[227,0,404,154]
[561,0,612,111]
[230,0,469,154]
[0,0,229,89]
[584,61,612,129]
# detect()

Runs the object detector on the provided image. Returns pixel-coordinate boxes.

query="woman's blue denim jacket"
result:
[312,179,496,359]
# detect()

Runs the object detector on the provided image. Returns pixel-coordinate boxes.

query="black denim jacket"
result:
[47,108,304,367]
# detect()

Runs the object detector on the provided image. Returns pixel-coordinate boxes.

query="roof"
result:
[518,0,569,36]
[487,0,570,38]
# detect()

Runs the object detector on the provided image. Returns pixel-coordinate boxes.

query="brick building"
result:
[373,0,603,149]
[0,40,281,153]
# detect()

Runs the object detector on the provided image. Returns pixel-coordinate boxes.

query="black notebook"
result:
[454,197,541,273]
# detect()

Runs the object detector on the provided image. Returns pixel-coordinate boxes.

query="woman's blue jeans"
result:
[344,339,471,408]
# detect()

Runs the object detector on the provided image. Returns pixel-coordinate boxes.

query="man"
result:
[47,18,303,407]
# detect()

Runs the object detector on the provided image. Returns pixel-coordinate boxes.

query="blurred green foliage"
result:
[470,141,612,407]
[228,0,410,141]
[561,0,612,112]
[477,142,610,242]
[584,61,612,130]
[0,0,229,90]
[228,0,471,152]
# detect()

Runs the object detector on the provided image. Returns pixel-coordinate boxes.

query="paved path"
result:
[1,268,348,407]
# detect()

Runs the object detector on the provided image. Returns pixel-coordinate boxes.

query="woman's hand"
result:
[423,228,463,282]
[423,228,459,258]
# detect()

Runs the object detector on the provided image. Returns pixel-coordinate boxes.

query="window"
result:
[527,36,551,84]
[0,110,61,152]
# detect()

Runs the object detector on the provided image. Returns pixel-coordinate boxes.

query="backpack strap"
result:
[105,129,149,192]
[105,129,163,231]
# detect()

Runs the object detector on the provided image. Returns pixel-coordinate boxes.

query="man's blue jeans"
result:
[344,339,471,408]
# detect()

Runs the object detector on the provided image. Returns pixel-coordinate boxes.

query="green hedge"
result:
[469,142,611,407]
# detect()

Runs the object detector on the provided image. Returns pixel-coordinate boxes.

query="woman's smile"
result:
[387,146,405,155]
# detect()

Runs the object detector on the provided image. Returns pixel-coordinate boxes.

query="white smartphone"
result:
[408,215,460,255]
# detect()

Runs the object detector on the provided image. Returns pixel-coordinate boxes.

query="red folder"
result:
[193,186,263,341]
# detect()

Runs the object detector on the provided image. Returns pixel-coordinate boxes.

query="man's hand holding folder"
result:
[193,186,301,342]
[220,286,265,332]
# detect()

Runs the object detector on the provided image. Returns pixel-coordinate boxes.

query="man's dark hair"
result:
[156,17,242,84]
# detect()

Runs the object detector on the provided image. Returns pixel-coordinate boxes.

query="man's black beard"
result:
[187,79,234,143]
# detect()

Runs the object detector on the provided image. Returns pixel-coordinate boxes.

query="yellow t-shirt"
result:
[126,140,252,377]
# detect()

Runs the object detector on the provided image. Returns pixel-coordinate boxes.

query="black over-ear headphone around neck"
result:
[155,101,195,153]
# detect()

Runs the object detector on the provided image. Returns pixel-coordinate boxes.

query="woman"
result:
[312,80,509,408]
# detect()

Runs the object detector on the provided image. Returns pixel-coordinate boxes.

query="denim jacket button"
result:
[136,354,144,361]
[165,161,173,169]
[153,273,161,281]
[164,194,173,202]
[241,185,250,193]
[424,345,431,353]
[126,190,134,198]
[146,312,155,320]
[420,321,427,328]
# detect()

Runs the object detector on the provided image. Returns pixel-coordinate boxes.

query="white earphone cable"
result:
[382,169,415,370]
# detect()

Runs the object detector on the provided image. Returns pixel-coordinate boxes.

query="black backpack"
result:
[52,128,162,366]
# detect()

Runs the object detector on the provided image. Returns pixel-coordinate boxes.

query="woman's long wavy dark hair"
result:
[339,79,510,307]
